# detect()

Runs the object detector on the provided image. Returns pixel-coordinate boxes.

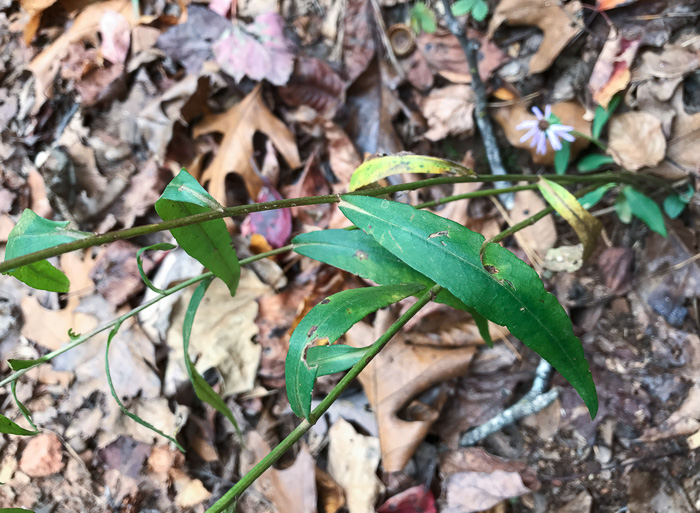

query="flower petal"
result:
[516,120,538,130]
[547,129,562,151]
[519,126,539,143]
[532,106,544,120]
[536,133,547,155]
[544,105,551,119]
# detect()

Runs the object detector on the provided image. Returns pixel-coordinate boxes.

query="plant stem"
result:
[0,251,281,389]
[0,173,641,274]
[572,130,608,151]
[205,284,442,513]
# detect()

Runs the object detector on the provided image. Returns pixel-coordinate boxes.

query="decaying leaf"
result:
[279,56,346,116]
[328,418,384,513]
[213,12,295,86]
[654,87,700,178]
[99,10,131,65]
[421,85,475,141]
[165,269,270,397]
[345,312,476,472]
[509,187,557,262]
[488,0,583,74]
[193,84,301,202]
[608,112,666,171]
[342,0,376,83]
[588,29,641,109]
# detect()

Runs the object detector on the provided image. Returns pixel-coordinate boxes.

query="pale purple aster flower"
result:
[516,105,576,155]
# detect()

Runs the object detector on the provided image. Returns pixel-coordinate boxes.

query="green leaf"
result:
[136,242,176,294]
[12,381,38,432]
[554,141,571,175]
[155,169,240,296]
[183,277,240,437]
[451,0,477,16]
[3,209,91,292]
[8,357,47,371]
[293,229,492,345]
[410,2,436,33]
[349,154,474,192]
[285,283,423,419]
[0,509,36,512]
[306,344,369,377]
[105,321,185,451]
[538,178,602,260]
[0,413,38,436]
[622,186,667,236]
[592,93,622,139]
[578,184,615,210]
[614,194,632,224]
[471,0,489,21]
[577,154,615,173]
[663,194,687,219]
[339,195,598,418]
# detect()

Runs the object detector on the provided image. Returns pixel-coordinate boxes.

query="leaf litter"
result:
[1,0,700,511]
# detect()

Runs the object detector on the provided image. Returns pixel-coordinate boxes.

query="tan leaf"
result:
[328,418,384,513]
[608,111,666,171]
[656,87,700,177]
[345,311,476,472]
[165,269,271,397]
[493,101,591,164]
[421,85,475,141]
[488,0,583,74]
[240,432,317,513]
[510,187,557,261]
[193,84,301,202]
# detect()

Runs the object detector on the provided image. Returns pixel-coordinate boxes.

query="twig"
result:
[459,358,558,446]
[440,0,513,209]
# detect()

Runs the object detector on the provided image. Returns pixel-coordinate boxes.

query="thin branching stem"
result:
[206,284,442,513]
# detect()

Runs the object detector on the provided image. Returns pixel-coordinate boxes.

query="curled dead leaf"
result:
[608,111,666,171]
[588,29,641,109]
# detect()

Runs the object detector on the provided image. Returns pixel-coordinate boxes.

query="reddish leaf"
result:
[241,185,292,248]
[279,57,345,116]
[597,0,638,10]
[378,486,437,513]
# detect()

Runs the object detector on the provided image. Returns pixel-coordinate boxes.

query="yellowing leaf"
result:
[537,178,603,261]
[193,84,301,203]
[348,154,474,192]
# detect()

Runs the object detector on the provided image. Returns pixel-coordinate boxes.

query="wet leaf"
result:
[3,209,91,292]
[349,154,474,192]
[537,178,603,260]
[339,195,598,418]
[155,169,240,296]
[285,283,423,419]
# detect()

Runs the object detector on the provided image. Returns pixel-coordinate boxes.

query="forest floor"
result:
[1,0,699,511]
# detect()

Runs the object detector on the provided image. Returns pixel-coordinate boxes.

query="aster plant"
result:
[517,105,575,155]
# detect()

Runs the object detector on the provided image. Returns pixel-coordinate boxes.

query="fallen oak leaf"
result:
[193,84,301,203]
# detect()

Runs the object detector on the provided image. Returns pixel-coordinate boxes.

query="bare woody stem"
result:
[0,172,648,274]
[205,284,443,513]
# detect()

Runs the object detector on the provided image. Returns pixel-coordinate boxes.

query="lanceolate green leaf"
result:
[0,413,38,436]
[622,186,667,236]
[293,229,492,345]
[348,154,474,192]
[306,344,368,377]
[184,277,240,437]
[12,381,38,432]
[3,209,91,292]
[285,283,423,420]
[155,169,240,296]
[577,154,615,173]
[339,195,598,418]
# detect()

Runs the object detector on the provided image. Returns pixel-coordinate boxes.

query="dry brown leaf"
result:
[654,88,700,177]
[165,269,270,397]
[421,85,475,141]
[343,0,376,83]
[627,470,695,513]
[279,56,345,117]
[640,382,700,441]
[328,418,384,513]
[28,0,137,111]
[439,448,540,513]
[172,468,211,509]
[588,29,641,109]
[193,84,301,202]
[317,467,346,513]
[608,111,666,171]
[510,187,557,262]
[493,101,591,164]
[488,0,583,74]
[346,311,476,471]
[19,433,65,477]
[240,432,317,513]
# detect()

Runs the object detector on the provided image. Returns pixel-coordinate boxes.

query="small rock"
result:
[19,433,65,477]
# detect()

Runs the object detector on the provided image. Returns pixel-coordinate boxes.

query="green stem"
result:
[0,173,642,274]
[0,250,280,389]
[572,130,608,152]
[206,284,442,513]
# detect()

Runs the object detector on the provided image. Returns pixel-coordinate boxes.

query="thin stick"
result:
[440,0,513,208]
